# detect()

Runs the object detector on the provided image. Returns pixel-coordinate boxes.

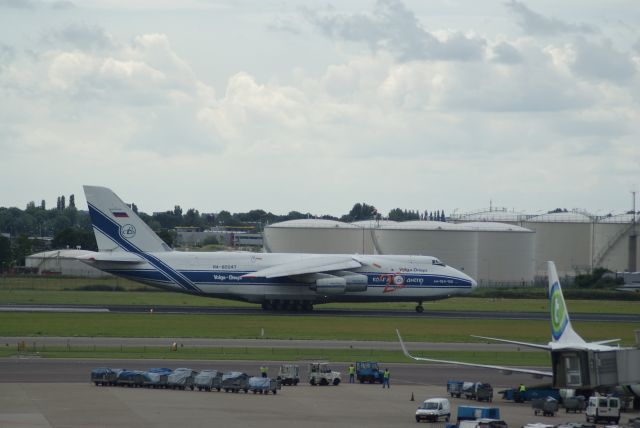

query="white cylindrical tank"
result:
[372,221,479,280]
[593,214,639,272]
[263,219,366,254]
[524,211,593,277]
[455,209,527,226]
[464,222,535,286]
[350,220,398,255]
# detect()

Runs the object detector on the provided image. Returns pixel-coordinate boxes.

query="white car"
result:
[415,398,450,423]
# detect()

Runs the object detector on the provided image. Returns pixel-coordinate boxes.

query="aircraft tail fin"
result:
[548,261,585,345]
[83,185,171,253]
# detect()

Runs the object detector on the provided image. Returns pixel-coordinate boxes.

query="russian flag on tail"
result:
[111,210,129,218]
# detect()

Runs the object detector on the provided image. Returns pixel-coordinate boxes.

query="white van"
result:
[586,396,620,424]
[415,398,451,423]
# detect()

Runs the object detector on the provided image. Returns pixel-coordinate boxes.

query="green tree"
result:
[52,228,98,251]
[157,230,175,247]
[12,234,34,266]
[0,235,11,272]
[341,203,377,222]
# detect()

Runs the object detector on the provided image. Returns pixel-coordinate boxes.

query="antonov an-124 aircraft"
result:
[79,186,477,312]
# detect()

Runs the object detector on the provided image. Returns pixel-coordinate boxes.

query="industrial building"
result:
[24,249,111,278]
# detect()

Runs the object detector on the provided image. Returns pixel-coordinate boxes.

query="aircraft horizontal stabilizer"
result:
[396,329,552,378]
[77,252,144,264]
[242,256,362,279]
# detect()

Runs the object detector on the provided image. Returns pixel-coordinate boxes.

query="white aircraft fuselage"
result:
[84,251,475,304]
[81,185,476,310]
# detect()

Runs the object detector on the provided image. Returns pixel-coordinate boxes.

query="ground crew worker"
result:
[260,366,268,378]
[516,383,526,403]
[382,368,390,389]
[348,364,355,383]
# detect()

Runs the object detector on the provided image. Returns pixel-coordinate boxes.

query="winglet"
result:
[396,329,413,358]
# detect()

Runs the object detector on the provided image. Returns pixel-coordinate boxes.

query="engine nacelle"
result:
[312,276,347,295]
[335,271,368,292]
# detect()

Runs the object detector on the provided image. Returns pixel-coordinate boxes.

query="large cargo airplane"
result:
[79,186,477,312]
[397,261,640,396]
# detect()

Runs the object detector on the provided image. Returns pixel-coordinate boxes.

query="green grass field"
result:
[1,312,637,345]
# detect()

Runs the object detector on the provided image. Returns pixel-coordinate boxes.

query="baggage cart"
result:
[277,364,299,386]
[248,377,281,394]
[168,368,197,390]
[91,367,117,386]
[222,372,250,393]
[195,370,223,391]
[532,397,559,417]
[563,396,586,413]
[116,370,145,388]
[447,380,464,398]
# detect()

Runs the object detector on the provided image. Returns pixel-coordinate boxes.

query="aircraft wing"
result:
[396,329,552,378]
[242,255,362,279]
[471,335,551,351]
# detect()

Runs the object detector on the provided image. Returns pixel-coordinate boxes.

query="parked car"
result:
[415,398,451,423]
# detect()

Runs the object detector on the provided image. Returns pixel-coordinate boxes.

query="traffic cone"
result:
[411,392,415,401]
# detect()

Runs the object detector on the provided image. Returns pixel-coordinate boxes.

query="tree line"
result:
[0,195,445,272]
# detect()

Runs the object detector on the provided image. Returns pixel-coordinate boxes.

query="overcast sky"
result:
[1,0,639,217]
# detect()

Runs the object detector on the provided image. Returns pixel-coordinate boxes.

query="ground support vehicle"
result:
[194,370,222,391]
[563,396,586,413]
[456,406,501,422]
[585,396,620,424]
[356,361,384,384]
[91,368,117,386]
[308,362,340,386]
[447,380,464,398]
[463,382,493,402]
[116,370,145,388]
[415,398,450,423]
[248,377,281,395]
[168,368,197,390]
[277,364,299,386]
[222,372,250,393]
[532,397,559,417]
[499,387,561,403]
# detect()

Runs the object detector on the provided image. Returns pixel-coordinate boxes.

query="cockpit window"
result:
[432,259,446,267]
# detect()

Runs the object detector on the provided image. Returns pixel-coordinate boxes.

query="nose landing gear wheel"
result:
[415,304,424,313]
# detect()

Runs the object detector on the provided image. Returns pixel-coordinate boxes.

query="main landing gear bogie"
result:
[415,302,424,313]
[261,300,314,312]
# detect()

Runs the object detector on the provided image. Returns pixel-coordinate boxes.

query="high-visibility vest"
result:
[260,366,267,374]
[519,385,526,392]
[349,366,355,375]
[383,370,390,379]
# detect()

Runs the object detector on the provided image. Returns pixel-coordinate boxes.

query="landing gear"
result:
[415,302,424,313]
[260,300,314,312]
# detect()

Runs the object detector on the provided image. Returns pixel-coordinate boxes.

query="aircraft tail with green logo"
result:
[547,261,586,346]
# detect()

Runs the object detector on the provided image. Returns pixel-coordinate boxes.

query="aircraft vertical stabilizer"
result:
[547,261,586,346]
[84,185,171,253]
